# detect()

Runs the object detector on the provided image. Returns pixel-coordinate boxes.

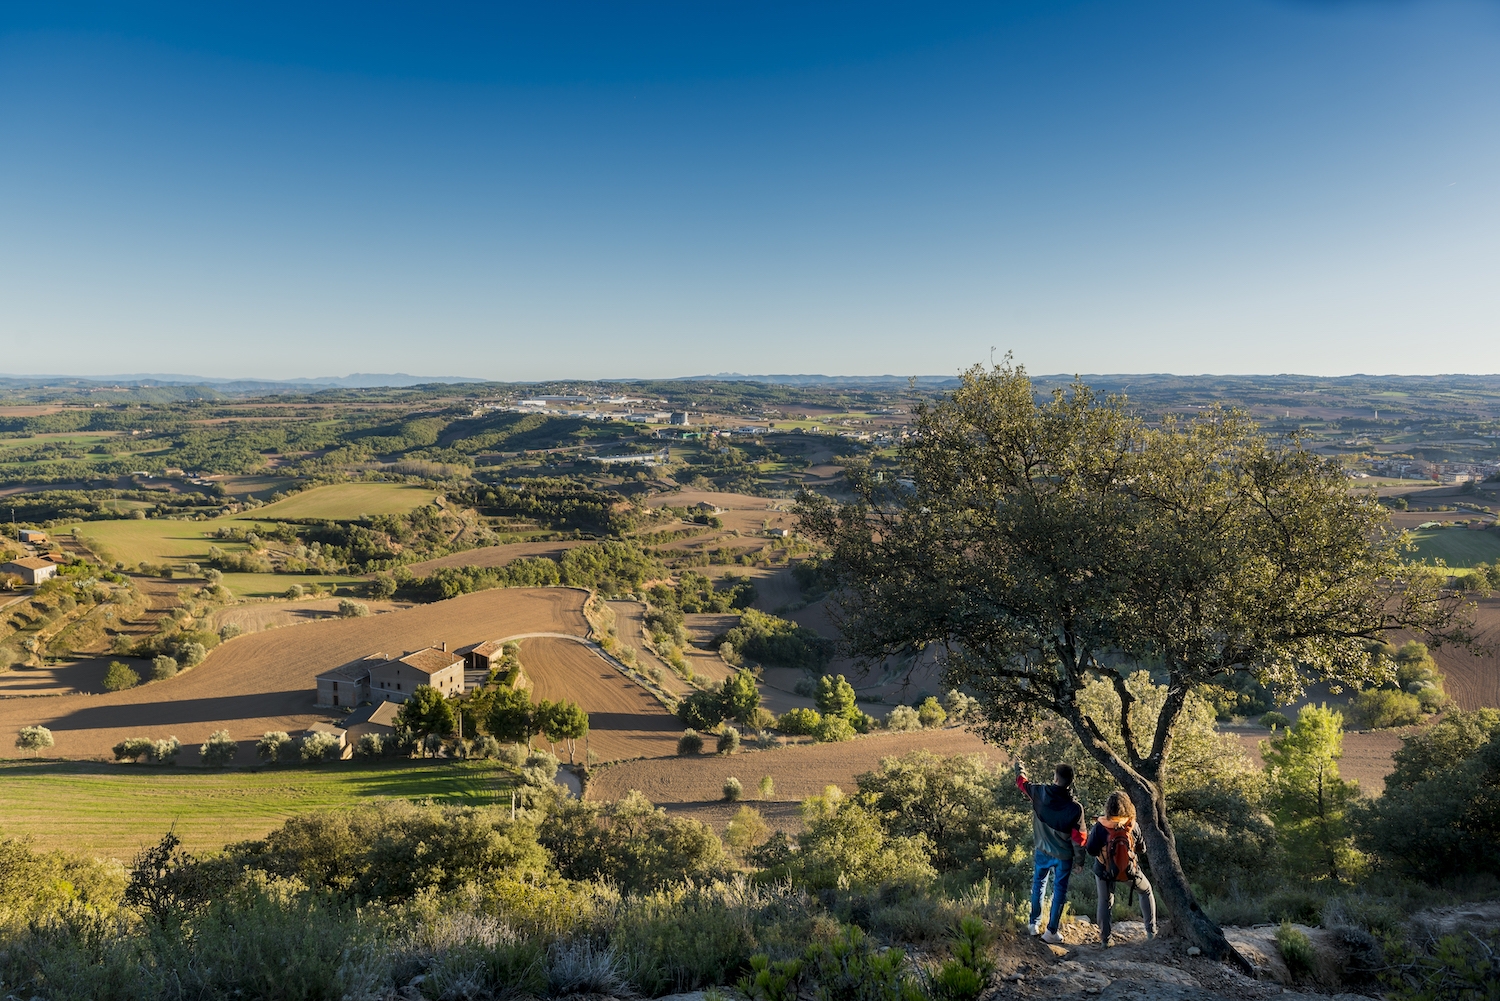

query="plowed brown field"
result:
[587,726,996,805]
[515,637,679,761]
[0,588,588,763]
[1407,595,1500,711]
[404,541,586,576]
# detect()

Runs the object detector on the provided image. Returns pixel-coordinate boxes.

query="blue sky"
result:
[2,1,1499,381]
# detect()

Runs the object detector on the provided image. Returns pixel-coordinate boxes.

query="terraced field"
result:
[516,636,679,761]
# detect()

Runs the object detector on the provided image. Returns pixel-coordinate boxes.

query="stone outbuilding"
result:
[1,557,58,586]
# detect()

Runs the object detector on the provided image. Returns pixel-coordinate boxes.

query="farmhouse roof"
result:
[395,646,463,675]
[471,639,506,658]
[316,654,386,683]
[4,557,54,572]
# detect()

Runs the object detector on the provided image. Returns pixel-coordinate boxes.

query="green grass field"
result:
[0,758,516,859]
[1407,527,1500,568]
[62,482,438,572]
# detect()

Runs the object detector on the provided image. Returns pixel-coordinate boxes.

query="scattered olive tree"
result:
[15,725,54,756]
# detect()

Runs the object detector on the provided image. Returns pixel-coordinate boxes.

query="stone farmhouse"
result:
[314,643,464,708]
[1,556,58,586]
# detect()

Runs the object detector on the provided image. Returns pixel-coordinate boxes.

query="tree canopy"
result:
[797,361,1464,961]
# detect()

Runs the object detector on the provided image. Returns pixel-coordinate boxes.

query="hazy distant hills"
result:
[0,373,487,391]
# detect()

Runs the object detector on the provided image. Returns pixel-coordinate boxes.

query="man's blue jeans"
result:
[1029,850,1072,933]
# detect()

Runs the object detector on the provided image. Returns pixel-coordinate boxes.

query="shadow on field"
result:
[584,711,681,733]
[45,690,310,731]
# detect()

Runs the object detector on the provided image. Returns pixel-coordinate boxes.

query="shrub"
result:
[885,705,921,732]
[113,736,154,761]
[151,655,179,680]
[474,735,501,759]
[283,584,305,599]
[199,729,237,767]
[777,708,822,735]
[147,737,181,764]
[15,725,54,756]
[1276,922,1316,978]
[1349,688,1422,729]
[917,696,947,729]
[677,689,728,731]
[677,729,704,755]
[257,730,293,764]
[337,599,370,618]
[301,731,342,763]
[103,660,140,691]
[759,774,775,798]
[814,714,856,743]
[717,726,741,755]
[1260,711,1291,730]
[816,674,857,719]
[219,622,241,641]
[723,608,833,670]
[942,689,978,722]
[178,641,208,668]
[932,916,996,1001]
[723,777,743,801]
[353,733,385,759]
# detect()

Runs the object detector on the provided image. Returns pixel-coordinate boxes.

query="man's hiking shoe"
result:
[1099,939,1112,949]
[1028,921,1043,936]
[1041,931,1065,945]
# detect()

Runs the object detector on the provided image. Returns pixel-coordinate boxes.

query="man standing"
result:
[1017,762,1085,944]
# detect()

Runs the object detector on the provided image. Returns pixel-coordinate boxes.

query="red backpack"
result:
[1099,819,1135,882]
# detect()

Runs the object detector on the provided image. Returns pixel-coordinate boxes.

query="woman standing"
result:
[1084,791,1158,948]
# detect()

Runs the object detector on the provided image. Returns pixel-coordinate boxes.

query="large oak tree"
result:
[797,363,1463,964]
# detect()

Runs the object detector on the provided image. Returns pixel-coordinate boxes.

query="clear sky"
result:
[2,1,1499,381]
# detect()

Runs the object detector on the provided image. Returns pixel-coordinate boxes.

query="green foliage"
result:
[727,609,834,670]
[815,714,857,743]
[789,788,937,889]
[678,688,729,730]
[539,791,727,893]
[1264,705,1363,883]
[1261,711,1291,730]
[724,777,743,801]
[300,731,342,763]
[486,685,536,745]
[932,916,996,1001]
[718,726,742,755]
[778,707,823,736]
[199,730,237,767]
[423,556,561,599]
[1382,929,1500,1001]
[395,685,457,746]
[256,730,292,764]
[1353,725,1500,882]
[1349,688,1423,729]
[536,698,589,762]
[885,705,921,732]
[336,598,369,618]
[560,541,663,595]
[14,725,53,755]
[668,570,757,613]
[739,954,804,1001]
[1275,921,1316,978]
[103,659,140,691]
[151,654,179,680]
[916,696,947,729]
[678,729,705,755]
[113,736,154,761]
[722,669,763,725]
[801,924,924,1001]
[231,801,548,901]
[817,674,858,719]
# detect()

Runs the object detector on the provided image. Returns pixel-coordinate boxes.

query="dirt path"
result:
[0,588,588,763]
[607,600,690,695]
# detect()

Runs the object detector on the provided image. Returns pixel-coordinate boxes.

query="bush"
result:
[15,725,54,756]
[722,608,833,670]
[113,736,154,762]
[759,775,775,798]
[283,584,305,599]
[147,737,181,764]
[474,735,501,759]
[932,916,996,1001]
[198,729,237,767]
[677,729,704,755]
[301,731,343,762]
[885,705,921,732]
[717,726,741,755]
[354,733,385,759]
[151,655,179,680]
[219,622,241,641]
[723,777,743,801]
[917,696,947,729]
[257,730,293,764]
[103,660,140,691]
[1260,711,1291,730]
[1276,922,1316,978]
[677,689,728,731]
[1349,688,1422,729]
[178,642,208,668]
[814,714,856,743]
[777,708,822,736]
[337,599,370,618]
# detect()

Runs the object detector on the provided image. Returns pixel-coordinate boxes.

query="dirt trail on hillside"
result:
[0,588,588,762]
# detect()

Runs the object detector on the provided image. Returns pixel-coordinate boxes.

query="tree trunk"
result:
[1114,767,1255,975]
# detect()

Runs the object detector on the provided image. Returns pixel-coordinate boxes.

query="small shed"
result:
[18,530,47,544]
